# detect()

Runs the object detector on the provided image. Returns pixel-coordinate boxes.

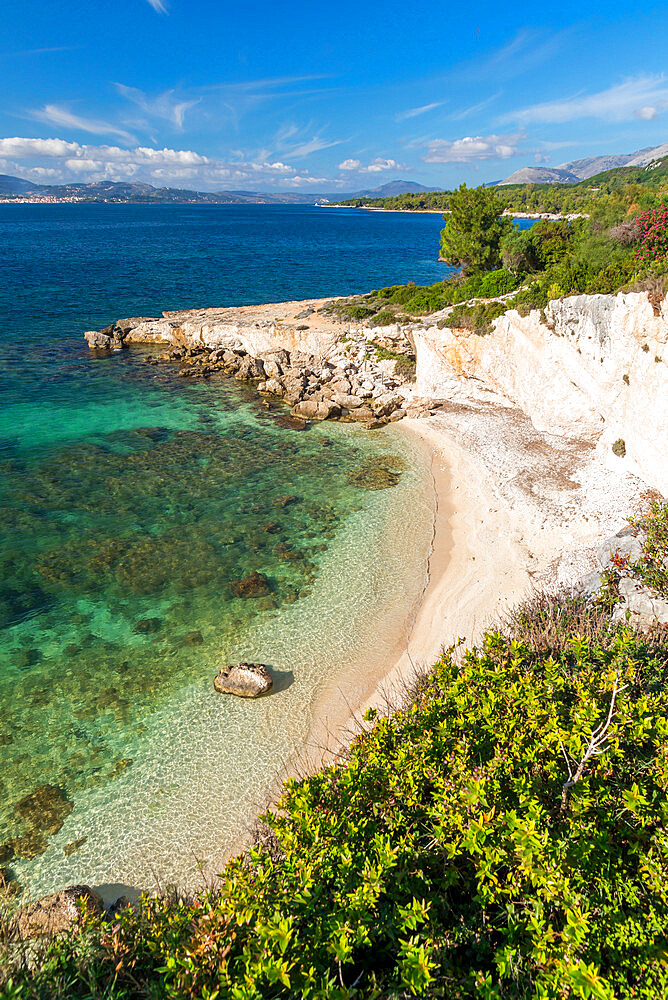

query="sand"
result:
[304,398,648,767]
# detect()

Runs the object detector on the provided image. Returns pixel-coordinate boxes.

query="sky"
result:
[1,0,668,192]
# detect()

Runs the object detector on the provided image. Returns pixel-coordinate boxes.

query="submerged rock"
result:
[15,784,73,835]
[213,662,273,698]
[16,885,103,939]
[183,630,204,646]
[230,571,271,598]
[274,413,308,431]
[133,617,162,634]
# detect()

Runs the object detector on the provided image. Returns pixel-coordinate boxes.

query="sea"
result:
[0,203,449,899]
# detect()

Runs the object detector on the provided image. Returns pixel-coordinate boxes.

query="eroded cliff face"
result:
[414,292,668,494]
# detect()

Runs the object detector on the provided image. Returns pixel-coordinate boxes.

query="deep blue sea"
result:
[0,204,445,897]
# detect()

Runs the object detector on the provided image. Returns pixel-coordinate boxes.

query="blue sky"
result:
[1,0,668,191]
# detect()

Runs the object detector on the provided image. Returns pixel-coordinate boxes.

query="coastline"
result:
[303,398,648,769]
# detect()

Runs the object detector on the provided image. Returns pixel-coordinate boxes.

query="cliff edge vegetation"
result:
[2,503,668,998]
[328,184,668,333]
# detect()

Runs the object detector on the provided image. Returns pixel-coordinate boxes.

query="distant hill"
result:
[351,180,437,198]
[0,175,434,205]
[0,174,38,195]
[498,141,667,186]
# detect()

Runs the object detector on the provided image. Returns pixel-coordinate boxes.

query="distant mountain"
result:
[498,142,667,186]
[498,166,581,186]
[0,174,38,195]
[351,180,437,198]
[0,175,435,204]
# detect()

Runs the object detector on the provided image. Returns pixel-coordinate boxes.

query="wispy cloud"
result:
[0,45,78,59]
[395,102,444,122]
[30,105,137,143]
[272,122,344,159]
[146,0,168,13]
[501,75,668,125]
[115,84,200,129]
[423,132,525,163]
[451,92,501,121]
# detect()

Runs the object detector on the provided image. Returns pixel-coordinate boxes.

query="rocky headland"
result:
[86,288,667,494]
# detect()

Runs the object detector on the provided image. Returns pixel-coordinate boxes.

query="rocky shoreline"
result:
[84,298,423,428]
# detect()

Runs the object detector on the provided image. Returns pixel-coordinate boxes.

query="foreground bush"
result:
[6,619,668,999]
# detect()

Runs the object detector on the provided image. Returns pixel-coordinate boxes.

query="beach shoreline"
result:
[301,396,648,772]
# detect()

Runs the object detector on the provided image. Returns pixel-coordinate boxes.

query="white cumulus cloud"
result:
[338,157,404,173]
[0,136,334,190]
[423,133,524,163]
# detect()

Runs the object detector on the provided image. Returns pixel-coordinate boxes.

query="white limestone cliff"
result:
[413,291,668,495]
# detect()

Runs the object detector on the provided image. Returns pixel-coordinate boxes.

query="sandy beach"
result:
[305,398,647,768]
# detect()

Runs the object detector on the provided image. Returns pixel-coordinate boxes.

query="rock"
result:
[15,784,73,835]
[329,377,352,394]
[580,570,603,598]
[371,393,404,417]
[263,360,284,379]
[234,356,265,381]
[183,630,204,646]
[288,352,312,369]
[213,662,273,698]
[363,418,388,429]
[333,392,363,409]
[274,413,308,430]
[258,378,285,395]
[597,529,644,568]
[84,330,114,349]
[64,836,88,858]
[291,400,341,421]
[347,455,405,490]
[222,350,243,367]
[16,885,103,939]
[389,409,406,422]
[133,617,162,634]
[614,578,668,623]
[262,349,291,368]
[11,830,48,860]
[281,374,308,404]
[230,571,271,598]
[273,494,298,507]
[342,406,375,422]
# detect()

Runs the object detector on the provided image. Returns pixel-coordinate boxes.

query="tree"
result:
[439,183,511,273]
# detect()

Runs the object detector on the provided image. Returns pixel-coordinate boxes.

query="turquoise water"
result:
[0,205,443,896]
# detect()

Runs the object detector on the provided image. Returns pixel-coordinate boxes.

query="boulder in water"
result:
[213,662,273,698]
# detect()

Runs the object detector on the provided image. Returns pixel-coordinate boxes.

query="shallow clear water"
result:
[0,204,443,896]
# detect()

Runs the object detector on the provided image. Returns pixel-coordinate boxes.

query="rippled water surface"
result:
[0,204,444,895]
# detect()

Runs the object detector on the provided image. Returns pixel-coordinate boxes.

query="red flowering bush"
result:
[635,203,668,264]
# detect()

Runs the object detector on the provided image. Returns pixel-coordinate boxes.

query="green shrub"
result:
[403,290,447,314]
[442,300,507,334]
[394,356,416,381]
[475,267,521,297]
[13,626,668,999]
[630,500,668,598]
[339,304,376,321]
[509,282,549,316]
[368,309,397,327]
